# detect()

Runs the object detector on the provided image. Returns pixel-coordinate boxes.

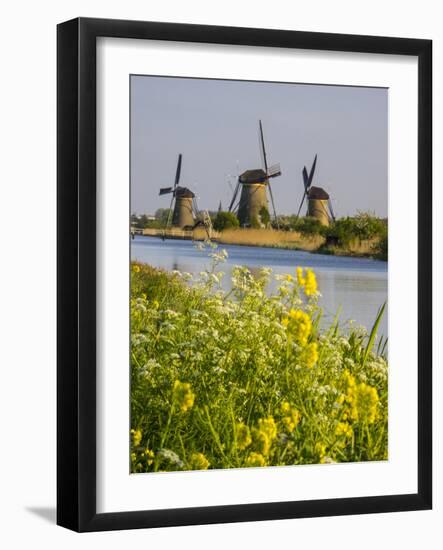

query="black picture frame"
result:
[57,17,432,532]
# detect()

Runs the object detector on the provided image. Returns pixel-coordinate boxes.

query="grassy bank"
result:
[130,253,388,473]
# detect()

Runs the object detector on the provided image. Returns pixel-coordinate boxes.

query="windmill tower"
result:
[159,154,196,229]
[295,155,335,227]
[228,120,281,228]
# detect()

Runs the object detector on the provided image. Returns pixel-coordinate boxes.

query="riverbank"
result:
[140,227,386,261]
[130,261,388,473]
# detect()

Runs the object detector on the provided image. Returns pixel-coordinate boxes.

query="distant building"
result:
[307,186,330,226]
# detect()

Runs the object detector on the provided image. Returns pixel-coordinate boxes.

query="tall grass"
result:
[130,248,388,473]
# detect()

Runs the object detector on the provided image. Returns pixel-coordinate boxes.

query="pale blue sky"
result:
[131,75,388,218]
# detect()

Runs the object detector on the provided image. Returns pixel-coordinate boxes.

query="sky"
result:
[131,75,388,218]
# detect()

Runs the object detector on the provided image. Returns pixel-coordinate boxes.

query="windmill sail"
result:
[259,120,279,227]
[228,181,241,212]
[296,154,317,219]
[174,153,182,188]
[259,120,268,174]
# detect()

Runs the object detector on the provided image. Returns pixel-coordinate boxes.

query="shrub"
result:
[212,211,240,231]
[259,206,271,226]
[326,212,387,249]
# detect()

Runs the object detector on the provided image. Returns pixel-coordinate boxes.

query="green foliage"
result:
[131,209,173,229]
[326,211,387,248]
[213,211,240,231]
[130,251,388,473]
[259,206,271,226]
[282,216,327,236]
[250,215,261,229]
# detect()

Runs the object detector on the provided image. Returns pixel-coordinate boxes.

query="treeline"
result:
[277,211,388,260]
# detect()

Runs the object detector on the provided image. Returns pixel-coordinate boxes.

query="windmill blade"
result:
[192,196,200,217]
[159,187,173,196]
[295,193,307,219]
[164,192,175,230]
[174,153,182,188]
[267,163,281,178]
[307,154,317,188]
[259,120,268,174]
[328,198,336,221]
[267,182,280,229]
[302,167,309,190]
[297,166,310,219]
[228,181,241,212]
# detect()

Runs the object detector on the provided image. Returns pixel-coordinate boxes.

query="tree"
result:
[213,211,240,231]
[155,208,171,224]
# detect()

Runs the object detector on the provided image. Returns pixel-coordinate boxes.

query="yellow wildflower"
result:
[335,421,353,438]
[152,300,159,309]
[144,448,155,465]
[173,380,195,412]
[251,417,278,456]
[284,309,312,345]
[315,442,327,459]
[286,274,293,282]
[301,341,318,368]
[281,317,289,328]
[296,266,305,287]
[245,452,266,467]
[296,267,318,296]
[132,264,140,273]
[188,452,210,470]
[281,401,291,414]
[304,268,318,296]
[236,423,252,450]
[258,417,278,441]
[141,293,147,300]
[280,402,301,432]
[251,428,271,455]
[352,383,379,424]
[130,428,142,447]
[343,372,379,424]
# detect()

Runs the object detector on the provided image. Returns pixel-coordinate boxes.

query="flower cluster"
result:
[130,428,142,447]
[173,380,195,412]
[280,402,301,433]
[188,452,210,470]
[245,452,267,467]
[296,267,318,296]
[335,421,353,438]
[301,342,319,368]
[343,370,379,424]
[236,422,252,450]
[283,309,312,345]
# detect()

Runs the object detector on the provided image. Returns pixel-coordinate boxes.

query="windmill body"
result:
[297,155,335,227]
[228,121,281,228]
[159,154,196,229]
[237,169,270,227]
[171,187,195,227]
[307,186,330,226]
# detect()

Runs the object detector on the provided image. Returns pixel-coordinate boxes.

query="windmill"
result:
[228,120,282,228]
[295,154,335,226]
[159,154,197,229]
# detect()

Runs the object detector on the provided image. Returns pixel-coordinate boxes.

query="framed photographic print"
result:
[57,17,432,532]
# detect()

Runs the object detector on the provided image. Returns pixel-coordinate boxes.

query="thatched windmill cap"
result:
[239,169,267,183]
[174,186,195,198]
[307,186,329,200]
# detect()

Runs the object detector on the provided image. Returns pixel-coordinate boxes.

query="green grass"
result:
[130,249,388,473]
